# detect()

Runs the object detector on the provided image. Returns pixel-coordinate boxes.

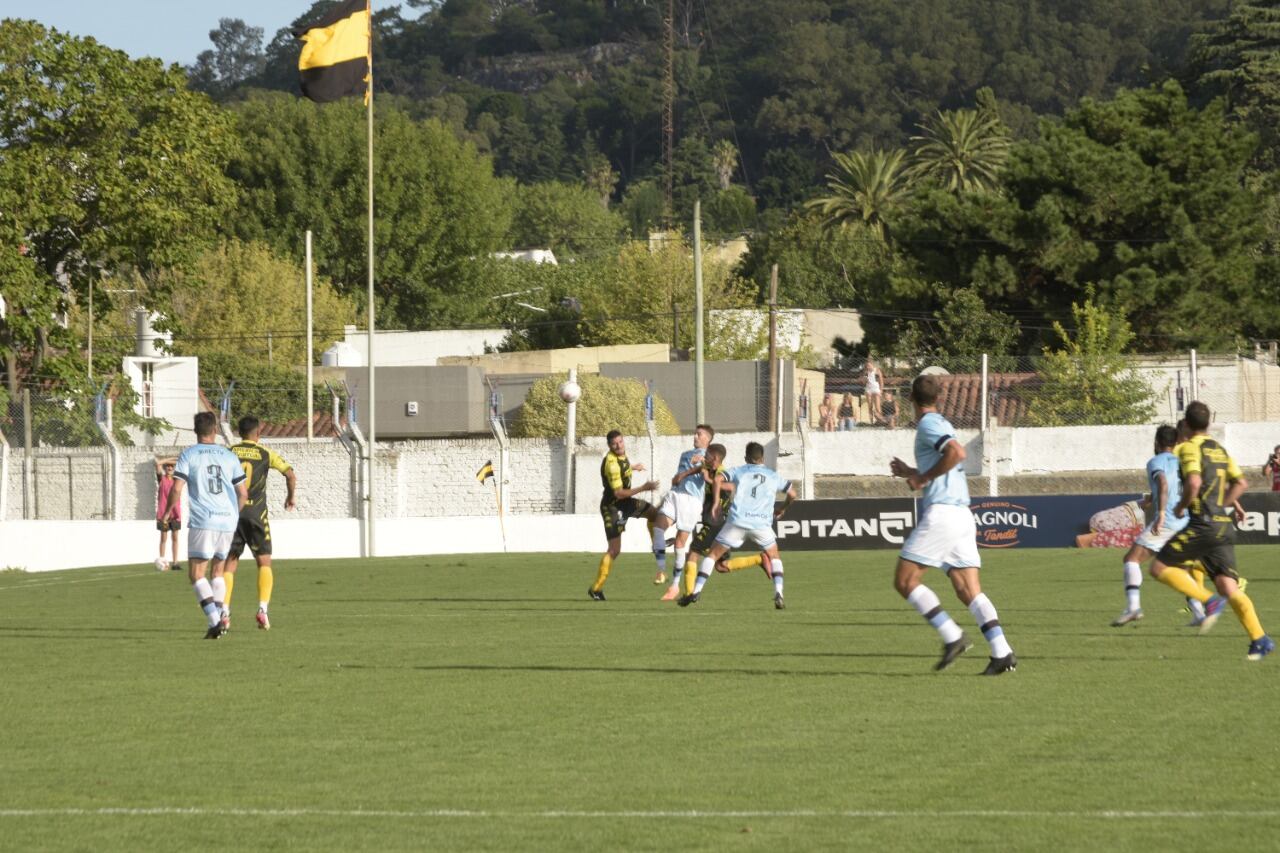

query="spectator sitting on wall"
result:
[818,394,836,431]
[839,393,857,431]
[882,388,900,429]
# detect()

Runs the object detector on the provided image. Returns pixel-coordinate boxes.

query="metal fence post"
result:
[22,389,33,519]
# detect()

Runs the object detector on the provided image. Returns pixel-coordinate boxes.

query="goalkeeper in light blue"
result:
[684,441,796,610]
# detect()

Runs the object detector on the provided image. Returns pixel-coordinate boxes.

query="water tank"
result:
[322,341,364,367]
[135,309,172,358]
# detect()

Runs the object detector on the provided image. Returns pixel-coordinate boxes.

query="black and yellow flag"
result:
[294,0,371,103]
[476,461,495,484]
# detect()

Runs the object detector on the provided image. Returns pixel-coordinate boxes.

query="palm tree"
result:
[805,148,910,240]
[908,108,1010,195]
[711,139,738,190]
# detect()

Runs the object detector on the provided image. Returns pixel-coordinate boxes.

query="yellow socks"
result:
[1156,567,1214,603]
[591,555,612,593]
[724,554,765,572]
[682,560,697,596]
[224,572,235,607]
[1189,564,1207,589]
[1229,592,1265,641]
[258,565,274,607]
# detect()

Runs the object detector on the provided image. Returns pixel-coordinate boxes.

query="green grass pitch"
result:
[1,547,1277,851]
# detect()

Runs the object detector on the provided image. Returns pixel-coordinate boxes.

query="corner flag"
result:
[476,461,495,484]
[294,0,371,103]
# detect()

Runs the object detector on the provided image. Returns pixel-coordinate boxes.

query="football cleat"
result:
[1247,635,1275,662]
[935,634,973,671]
[660,585,680,601]
[677,592,700,607]
[220,611,230,633]
[773,592,785,610]
[760,552,772,579]
[652,572,667,586]
[256,610,271,631]
[587,588,607,601]
[203,623,225,640]
[1111,609,1144,627]
[1199,596,1226,635]
[981,653,1017,675]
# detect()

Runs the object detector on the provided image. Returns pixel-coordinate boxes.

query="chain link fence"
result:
[809,349,1280,498]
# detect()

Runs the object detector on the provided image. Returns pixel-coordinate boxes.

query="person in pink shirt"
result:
[155,457,182,570]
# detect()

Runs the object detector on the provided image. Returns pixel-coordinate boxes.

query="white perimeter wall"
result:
[5,420,1280,571]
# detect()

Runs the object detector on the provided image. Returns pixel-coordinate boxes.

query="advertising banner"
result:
[773,492,1280,552]
[774,498,916,551]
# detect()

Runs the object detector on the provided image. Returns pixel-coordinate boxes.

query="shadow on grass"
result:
[333,661,934,679]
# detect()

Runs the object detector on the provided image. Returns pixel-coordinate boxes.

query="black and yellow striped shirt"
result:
[600,451,632,506]
[230,440,293,515]
[1176,434,1243,522]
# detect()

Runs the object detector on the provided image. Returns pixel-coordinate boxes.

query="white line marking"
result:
[0,571,153,591]
[1,808,1277,820]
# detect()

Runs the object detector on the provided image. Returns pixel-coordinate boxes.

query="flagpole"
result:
[365,0,377,558]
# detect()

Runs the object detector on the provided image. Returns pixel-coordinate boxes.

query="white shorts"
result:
[714,523,777,551]
[900,503,980,571]
[188,528,235,561]
[659,490,702,533]
[1134,522,1185,552]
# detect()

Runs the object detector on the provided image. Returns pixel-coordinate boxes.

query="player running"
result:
[1111,425,1187,626]
[890,374,1017,674]
[160,412,248,639]
[671,443,769,602]
[1148,401,1274,660]
[680,441,795,610]
[224,415,297,632]
[588,430,660,600]
[656,424,715,600]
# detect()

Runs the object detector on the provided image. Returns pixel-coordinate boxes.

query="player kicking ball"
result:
[890,374,1017,675]
[679,441,795,609]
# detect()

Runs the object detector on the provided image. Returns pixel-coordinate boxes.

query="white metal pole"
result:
[366,36,377,558]
[1189,348,1198,408]
[306,229,314,442]
[693,199,705,425]
[981,353,989,432]
[564,367,577,513]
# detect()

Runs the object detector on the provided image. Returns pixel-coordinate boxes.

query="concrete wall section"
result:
[0,514,660,573]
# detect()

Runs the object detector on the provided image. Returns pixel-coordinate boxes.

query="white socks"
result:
[1123,561,1142,611]
[193,577,219,627]
[968,593,1013,658]
[906,585,964,644]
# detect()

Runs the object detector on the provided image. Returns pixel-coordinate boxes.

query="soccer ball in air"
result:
[154,557,169,572]
[558,380,582,404]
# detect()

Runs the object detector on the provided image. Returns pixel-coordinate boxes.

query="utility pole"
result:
[661,0,675,226]
[767,264,778,432]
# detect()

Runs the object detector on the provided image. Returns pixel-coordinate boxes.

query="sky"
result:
[0,1,309,67]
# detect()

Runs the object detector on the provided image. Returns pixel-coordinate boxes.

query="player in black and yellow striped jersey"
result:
[589,430,660,600]
[1151,402,1273,660]
[677,443,771,601]
[225,416,298,631]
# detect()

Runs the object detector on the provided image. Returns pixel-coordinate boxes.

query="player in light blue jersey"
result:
[681,441,796,609]
[656,424,715,600]
[1111,425,1189,626]
[890,374,1017,675]
[160,412,248,639]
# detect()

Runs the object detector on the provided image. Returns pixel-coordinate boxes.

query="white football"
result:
[558,380,582,403]
[154,557,169,572]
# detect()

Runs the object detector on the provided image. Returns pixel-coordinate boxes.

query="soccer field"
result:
[2,548,1277,852]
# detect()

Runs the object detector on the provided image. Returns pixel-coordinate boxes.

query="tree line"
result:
[3,2,1280,427]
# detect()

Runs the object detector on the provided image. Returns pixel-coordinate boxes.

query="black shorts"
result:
[600,498,653,540]
[689,520,725,555]
[156,519,181,532]
[1156,519,1239,580]
[230,512,273,559]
